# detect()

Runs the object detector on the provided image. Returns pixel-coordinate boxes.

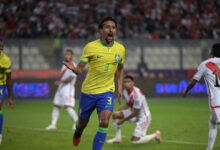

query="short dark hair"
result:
[124,75,134,81]
[212,43,220,58]
[65,49,74,55]
[0,39,3,42]
[98,16,117,29]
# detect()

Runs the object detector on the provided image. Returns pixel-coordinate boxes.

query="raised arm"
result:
[6,72,14,108]
[63,61,87,75]
[183,79,198,97]
[116,64,124,104]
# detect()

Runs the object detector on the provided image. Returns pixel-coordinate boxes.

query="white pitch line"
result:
[6,126,220,147]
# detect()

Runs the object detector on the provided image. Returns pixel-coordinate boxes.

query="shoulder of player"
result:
[123,89,127,95]
[0,52,12,68]
[87,39,101,46]
[83,40,99,50]
[198,58,212,67]
[3,52,11,61]
[132,87,141,99]
[114,41,125,50]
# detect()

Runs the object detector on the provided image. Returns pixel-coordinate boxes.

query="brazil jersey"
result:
[80,39,125,94]
[0,52,12,85]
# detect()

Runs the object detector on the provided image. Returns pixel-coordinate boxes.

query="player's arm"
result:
[116,64,124,104]
[124,108,140,121]
[64,43,90,75]
[61,76,74,83]
[6,72,14,108]
[118,103,129,111]
[183,79,198,97]
[117,108,140,125]
[55,76,74,85]
[63,61,86,75]
[183,62,204,97]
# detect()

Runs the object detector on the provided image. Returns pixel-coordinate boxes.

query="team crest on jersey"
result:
[115,54,120,62]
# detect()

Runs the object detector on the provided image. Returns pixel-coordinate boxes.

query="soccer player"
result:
[63,17,125,150]
[183,43,220,150]
[0,39,14,144]
[107,75,161,144]
[46,49,78,130]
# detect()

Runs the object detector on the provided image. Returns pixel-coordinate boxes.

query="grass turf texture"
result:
[1,99,220,150]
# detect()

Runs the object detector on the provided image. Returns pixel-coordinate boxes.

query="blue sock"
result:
[0,111,3,135]
[92,127,107,150]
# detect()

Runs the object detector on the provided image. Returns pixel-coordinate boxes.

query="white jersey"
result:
[123,86,151,119]
[58,63,77,91]
[54,62,77,107]
[194,57,220,108]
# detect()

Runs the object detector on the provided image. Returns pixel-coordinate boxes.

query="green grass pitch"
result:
[1,99,220,150]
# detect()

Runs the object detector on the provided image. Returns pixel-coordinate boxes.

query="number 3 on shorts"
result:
[107,97,112,105]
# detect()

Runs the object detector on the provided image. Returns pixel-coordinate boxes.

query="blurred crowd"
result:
[0,0,220,39]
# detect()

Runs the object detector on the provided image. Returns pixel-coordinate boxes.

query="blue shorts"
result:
[0,85,6,101]
[78,91,114,119]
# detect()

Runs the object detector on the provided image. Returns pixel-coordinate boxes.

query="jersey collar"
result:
[128,87,134,96]
[99,39,114,47]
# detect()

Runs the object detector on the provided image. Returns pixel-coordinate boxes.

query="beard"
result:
[105,35,114,44]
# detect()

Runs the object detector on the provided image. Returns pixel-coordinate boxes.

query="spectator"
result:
[0,0,219,39]
[137,56,148,78]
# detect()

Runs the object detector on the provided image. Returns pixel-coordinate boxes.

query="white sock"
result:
[132,133,156,144]
[113,119,122,139]
[207,119,217,150]
[65,107,78,123]
[51,107,60,126]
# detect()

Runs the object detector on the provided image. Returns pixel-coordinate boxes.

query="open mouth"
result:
[107,33,113,41]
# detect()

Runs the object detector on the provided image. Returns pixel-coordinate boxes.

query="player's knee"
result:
[54,105,61,109]
[131,136,141,144]
[112,111,122,119]
[112,113,117,119]
[99,118,109,128]
[64,107,70,111]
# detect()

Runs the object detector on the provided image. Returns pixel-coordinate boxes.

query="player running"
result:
[107,75,161,144]
[183,43,220,150]
[63,17,125,150]
[46,49,78,130]
[0,39,14,144]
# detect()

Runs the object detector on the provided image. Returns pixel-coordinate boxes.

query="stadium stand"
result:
[0,0,219,39]
[4,45,50,70]
[3,39,213,70]
[1,0,219,71]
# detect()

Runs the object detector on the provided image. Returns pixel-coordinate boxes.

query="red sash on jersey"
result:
[206,61,220,80]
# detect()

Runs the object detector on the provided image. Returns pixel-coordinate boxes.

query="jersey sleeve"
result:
[6,65,12,73]
[133,94,142,109]
[193,62,205,81]
[80,44,92,63]
[5,58,12,73]
[119,46,125,65]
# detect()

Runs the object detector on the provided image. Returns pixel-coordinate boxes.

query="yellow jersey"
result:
[0,52,12,85]
[80,39,125,94]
